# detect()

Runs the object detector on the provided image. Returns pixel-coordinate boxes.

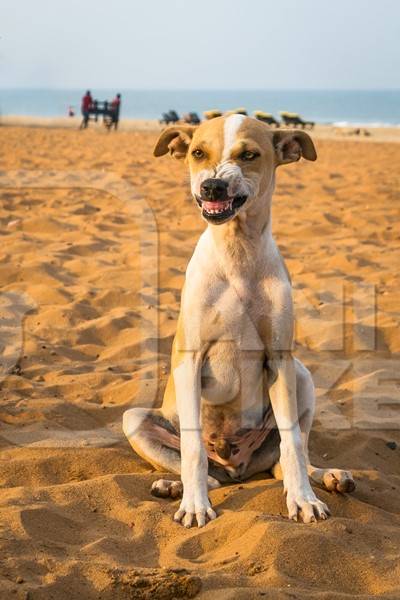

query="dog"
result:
[123,115,355,528]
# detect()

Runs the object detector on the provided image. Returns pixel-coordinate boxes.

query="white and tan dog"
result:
[123,115,355,528]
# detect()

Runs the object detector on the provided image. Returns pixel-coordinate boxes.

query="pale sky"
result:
[1,0,399,89]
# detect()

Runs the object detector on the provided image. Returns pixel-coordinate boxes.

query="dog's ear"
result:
[153,126,197,159]
[273,130,317,165]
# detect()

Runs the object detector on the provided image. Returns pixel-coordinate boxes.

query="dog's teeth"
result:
[204,205,230,216]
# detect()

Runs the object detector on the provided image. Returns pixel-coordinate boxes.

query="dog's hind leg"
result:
[240,428,281,480]
[122,407,220,499]
[294,359,355,494]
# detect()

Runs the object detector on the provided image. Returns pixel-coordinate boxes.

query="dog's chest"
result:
[200,276,272,349]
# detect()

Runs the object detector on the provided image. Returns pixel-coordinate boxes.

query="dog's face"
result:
[154,115,316,225]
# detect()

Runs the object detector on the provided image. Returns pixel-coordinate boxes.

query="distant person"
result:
[68,105,75,117]
[110,93,121,130]
[80,90,93,129]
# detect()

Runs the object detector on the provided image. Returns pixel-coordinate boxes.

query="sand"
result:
[2,115,400,143]
[0,122,399,599]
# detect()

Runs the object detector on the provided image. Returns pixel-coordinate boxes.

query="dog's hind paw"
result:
[322,469,355,494]
[151,479,183,499]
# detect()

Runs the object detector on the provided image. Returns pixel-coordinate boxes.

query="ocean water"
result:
[1,89,400,126]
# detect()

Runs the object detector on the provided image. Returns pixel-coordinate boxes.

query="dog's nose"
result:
[200,178,229,200]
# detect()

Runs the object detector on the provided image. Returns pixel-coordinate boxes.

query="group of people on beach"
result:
[68,91,121,130]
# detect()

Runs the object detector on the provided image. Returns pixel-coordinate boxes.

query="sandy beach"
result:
[2,115,400,143]
[0,122,399,599]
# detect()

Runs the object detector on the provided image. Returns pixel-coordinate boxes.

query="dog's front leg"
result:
[269,352,329,523]
[172,352,216,528]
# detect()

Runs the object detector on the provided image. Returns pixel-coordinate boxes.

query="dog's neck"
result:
[207,187,274,278]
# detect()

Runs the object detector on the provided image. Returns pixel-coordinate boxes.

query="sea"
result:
[1,89,400,127]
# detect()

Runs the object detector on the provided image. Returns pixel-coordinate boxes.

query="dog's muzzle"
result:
[196,178,248,224]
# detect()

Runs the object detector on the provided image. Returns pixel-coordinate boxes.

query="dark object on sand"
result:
[386,441,397,450]
[183,112,201,125]
[204,109,223,120]
[90,101,115,130]
[226,107,248,116]
[280,111,315,129]
[254,111,280,127]
[347,128,372,137]
[160,110,180,125]
[80,94,121,130]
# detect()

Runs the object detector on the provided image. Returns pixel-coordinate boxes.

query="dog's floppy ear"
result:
[273,130,317,165]
[153,125,197,159]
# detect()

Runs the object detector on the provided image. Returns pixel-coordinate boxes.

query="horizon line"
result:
[1,87,400,93]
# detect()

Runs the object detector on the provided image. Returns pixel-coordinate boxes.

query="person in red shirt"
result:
[110,93,121,130]
[80,90,93,129]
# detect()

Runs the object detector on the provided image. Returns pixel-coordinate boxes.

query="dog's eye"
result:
[239,151,259,161]
[192,149,205,159]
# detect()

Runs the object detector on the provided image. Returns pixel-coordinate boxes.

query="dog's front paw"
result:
[174,492,216,528]
[286,491,330,523]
